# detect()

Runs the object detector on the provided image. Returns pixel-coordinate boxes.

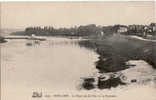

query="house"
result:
[151,25,156,32]
[117,26,128,33]
[100,31,104,36]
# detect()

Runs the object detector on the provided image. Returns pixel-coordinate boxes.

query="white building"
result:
[117,27,128,33]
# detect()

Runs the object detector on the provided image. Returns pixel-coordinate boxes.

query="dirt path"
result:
[130,35,156,42]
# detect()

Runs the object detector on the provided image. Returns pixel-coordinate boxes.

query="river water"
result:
[1,36,156,100]
[1,37,99,100]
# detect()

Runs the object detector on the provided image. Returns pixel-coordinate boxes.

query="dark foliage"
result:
[0,36,7,43]
[98,76,126,89]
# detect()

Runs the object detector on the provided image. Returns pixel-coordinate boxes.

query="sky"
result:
[0,2,156,29]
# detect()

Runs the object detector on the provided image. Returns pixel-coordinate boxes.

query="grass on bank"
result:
[79,34,156,72]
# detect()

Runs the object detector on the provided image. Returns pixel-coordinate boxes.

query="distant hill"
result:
[0,28,24,36]
[10,31,26,36]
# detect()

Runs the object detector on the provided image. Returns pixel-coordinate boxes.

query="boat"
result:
[26,42,33,46]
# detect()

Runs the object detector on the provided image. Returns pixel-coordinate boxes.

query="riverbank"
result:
[79,34,156,90]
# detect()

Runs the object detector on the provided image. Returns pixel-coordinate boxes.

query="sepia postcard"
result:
[0,1,156,100]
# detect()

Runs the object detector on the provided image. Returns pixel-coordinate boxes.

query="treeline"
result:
[126,23,156,36]
[24,23,156,37]
[25,24,102,36]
